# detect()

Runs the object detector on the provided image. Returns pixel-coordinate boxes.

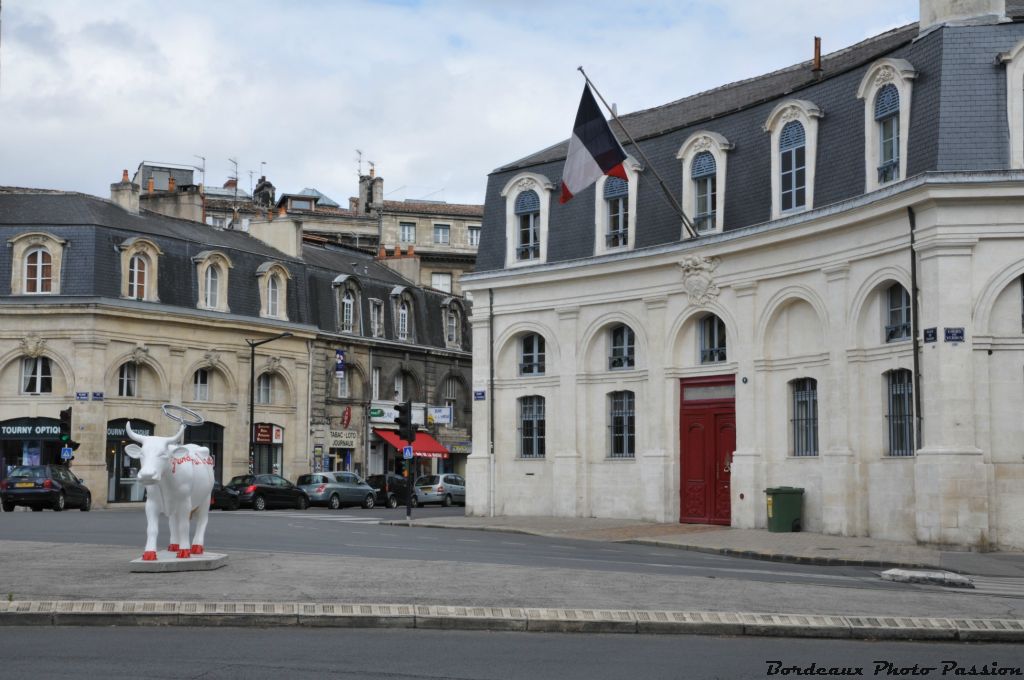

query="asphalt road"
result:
[0,504,906,593]
[0,627,1020,680]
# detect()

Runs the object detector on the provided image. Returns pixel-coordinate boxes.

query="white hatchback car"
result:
[413,473,465,507]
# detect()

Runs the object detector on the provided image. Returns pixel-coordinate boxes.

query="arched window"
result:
[875,84,900,183]
[21,357,52,394]
[515,189,541,261]
[691,152,717,233]
[790,378,818,457]
[24,247,52,294]
[341,291,355,333]
[267,274,280,318]
[398,300,410,340]
[885,284,911,342]
[699,314,727,363]
[128,255,148,300]
[257,373,274,404]
[604,177,629,248]
[204,265,220,309]
[118,363,137,397]
[609,391,635,458]
[886,369,915,456]
[519,395,545,458]
[609,324,635,370]
[193,368,210,401]
[779,121,806,213]
[520,334,545,375]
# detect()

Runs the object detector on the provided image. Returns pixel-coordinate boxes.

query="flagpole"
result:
[578,67,698,239]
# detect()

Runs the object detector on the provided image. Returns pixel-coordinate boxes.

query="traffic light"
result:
[59,407,72,444]
[394,399,417,444]
[58,407,80,452]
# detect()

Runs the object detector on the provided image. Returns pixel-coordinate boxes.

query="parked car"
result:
[366,473,411,509]
[225,474,309,511]
[414,473,466,507]
[1,465,92,512]
[209,481,240,510]
[296,472,376,509]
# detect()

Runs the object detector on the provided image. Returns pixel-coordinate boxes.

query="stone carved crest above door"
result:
[679,255,721,306]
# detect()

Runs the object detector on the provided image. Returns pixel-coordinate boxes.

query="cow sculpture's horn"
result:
[125,421,145,443]
[171,423,185,443]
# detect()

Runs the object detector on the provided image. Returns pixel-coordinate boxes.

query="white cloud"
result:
[0,0,918,204]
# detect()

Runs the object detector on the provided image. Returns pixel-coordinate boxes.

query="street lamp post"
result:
[247,331,293,474]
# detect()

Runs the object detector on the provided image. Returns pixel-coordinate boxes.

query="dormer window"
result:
[25,247,52,294]
[257,262,290,320]
[9,232,66,296]
[119,237,162,302]
[341,291,355,332]
[194,250,232,312]
[857,59,915,192]
[204,265,220,308]
[290,198,313,211]
[691,152,717,233]
[398,301,409,340]
[128,255,148,300]
[875,84,900,183]
[764,100,821,219]
[515,190,540,261]
[604,178,628,248]
[779,121,806,213]
[502,173,553,267]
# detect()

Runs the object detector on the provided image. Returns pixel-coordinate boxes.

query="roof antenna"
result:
[355,149,364,176]
[193,155,206,187]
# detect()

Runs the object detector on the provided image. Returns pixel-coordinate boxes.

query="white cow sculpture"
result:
[125,421,215,560]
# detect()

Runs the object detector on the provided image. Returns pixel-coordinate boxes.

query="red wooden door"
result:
[680,378,735,525]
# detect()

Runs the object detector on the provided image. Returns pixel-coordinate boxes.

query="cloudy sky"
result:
[0,0,918,206]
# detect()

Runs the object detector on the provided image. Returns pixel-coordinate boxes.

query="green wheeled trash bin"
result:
[765,487,804,532]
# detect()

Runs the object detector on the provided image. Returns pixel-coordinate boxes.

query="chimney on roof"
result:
[357,171,384,214]
[110,169,140,214]
[168,176,176,192]
[812,36,822,79]
[919,0,1006,33]
[223,178,237,190]
[147,177,155,194]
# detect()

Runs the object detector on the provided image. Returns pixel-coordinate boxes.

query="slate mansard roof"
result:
[475,16,1024,273]
[0,189,469,352]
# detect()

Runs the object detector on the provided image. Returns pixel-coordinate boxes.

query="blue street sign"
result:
[60,447,73,460]
[473,390,486,401]
[91,392,104,401]
[75,392,89,401]
[923,327,937,343]
[402,445,414,460]
[944,327,965,343]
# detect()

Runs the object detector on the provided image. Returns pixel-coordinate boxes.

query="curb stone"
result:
[0,600,1021,642]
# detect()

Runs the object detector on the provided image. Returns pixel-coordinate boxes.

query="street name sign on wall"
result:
[923,327,937,343]
[474,390,486,401]
[944,327,965,343]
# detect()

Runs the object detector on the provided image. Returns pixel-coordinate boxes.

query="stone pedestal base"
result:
[129,551,229,573]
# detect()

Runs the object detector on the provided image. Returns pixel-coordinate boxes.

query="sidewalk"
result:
[384,515,1024,577]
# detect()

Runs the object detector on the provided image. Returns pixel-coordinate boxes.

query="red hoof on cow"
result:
[142,551,158,561]
[190,545,204,555]
[167,544,180,552]
[176,549,191,559]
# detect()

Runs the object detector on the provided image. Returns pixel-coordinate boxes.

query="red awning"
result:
[373,429,450,459]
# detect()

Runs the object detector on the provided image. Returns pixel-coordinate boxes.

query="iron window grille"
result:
[790,378,818,457]
[609,324,635,370]
[885,284,911,342]
[692,152,717,233]
[779,121,806,212]
[515,190,541,260]
[519,395,546,458]
[604,177,629,248]
[609,391,636,458]
[520,333,546,375]
[887,369,915,456]
[700,314,727,363]
[21,356,51,394]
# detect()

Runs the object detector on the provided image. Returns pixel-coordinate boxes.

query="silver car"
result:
[414,473,465,507]
[297,472,376,509]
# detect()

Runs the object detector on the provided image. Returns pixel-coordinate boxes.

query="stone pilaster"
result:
[914,235,989,547]
[642,296,670,522]
[465,298,493,516]
[555,306,580,517]
[730,281,761,528]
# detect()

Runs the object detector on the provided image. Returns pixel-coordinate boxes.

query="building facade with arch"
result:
[463,1,1024,549]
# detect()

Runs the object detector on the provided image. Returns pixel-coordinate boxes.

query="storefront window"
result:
[105,418,154,502]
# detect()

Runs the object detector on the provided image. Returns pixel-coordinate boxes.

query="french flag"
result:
[560,84,628,204]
